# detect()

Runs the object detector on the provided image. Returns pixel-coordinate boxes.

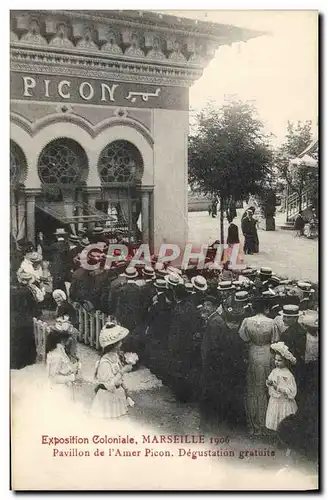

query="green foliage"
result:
[274,120,315,188]
[188,100,274,202]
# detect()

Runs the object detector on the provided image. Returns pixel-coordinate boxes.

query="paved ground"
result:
[11,342,318,490]
[188,209,318,283]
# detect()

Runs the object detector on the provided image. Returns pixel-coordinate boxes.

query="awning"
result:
[35,201,112,225]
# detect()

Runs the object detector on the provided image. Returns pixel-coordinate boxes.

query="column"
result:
[76,189,84,232]
[24,188,41,245]
[85,187,101,230]
[141,188,150,244]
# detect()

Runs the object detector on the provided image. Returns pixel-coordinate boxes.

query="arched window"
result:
[38,138,88,185]
[98,140,143,184]
[10,140,27,186]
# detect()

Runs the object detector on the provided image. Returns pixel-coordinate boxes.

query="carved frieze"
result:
[20,18,47,46]
[49,23,74,49]
[10,10,261,86]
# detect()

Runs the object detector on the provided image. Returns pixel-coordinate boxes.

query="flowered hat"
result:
[270,342,297,365]
[28,252,42,263]
[99,322,129,349]
[191,275,208,292]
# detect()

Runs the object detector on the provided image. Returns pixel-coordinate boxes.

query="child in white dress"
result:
[90,322,136,419]
[265,342,298,431]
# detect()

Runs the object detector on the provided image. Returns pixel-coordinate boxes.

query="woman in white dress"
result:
[265,342,298,431]
[90,322,135,419]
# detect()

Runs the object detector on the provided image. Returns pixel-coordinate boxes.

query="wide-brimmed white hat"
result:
[28,252,42,263]
[191,275,208,292]
[270,342,297,365]
[99,322,129,348]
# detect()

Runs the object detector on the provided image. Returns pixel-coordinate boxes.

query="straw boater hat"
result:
[92,226,104,235]
[142,266,155,278]
[166,266,182,276]
[99,322,129,349]
[185,282,194,293]
[165,273,183,287]
[233,280,242,289]
[235,291,250,302]
[270,342,297,365]
[80,237,91,248]
[77,228,87,237]
[124,266,139,279]
[54,228,67,236]
[297,281,315,294]
[217,281,235,291]
[154,279,167,290]
[260,267,273,279]
[269,275,281,287]
[279,304,300,317]
[191,275,208,292]
[69,234,80,243]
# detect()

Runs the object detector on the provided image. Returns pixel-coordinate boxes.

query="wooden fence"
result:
[33,305,108,363]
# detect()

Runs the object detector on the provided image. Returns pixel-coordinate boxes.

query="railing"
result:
[286,188,311,221]
[33,305,108,364]
[33,318,51,364]
[74,304,107,350]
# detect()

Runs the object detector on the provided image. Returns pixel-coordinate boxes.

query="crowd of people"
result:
[10,223,319,462]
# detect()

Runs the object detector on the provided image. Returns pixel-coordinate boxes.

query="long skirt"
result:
[90,387,128,419]
[245,344,272,434]
[265,396,297,431]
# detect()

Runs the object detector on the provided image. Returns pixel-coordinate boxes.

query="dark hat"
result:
[280,304,300,317]
[260,267,273,277]
[235,291,249,302]
[154,279,167,290]
[217,281,234,291]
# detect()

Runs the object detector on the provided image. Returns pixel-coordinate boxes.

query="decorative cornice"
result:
[10,49,203,87]
[10,110,154,146]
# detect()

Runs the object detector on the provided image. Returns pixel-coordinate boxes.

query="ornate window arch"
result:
[37,138,88,185]
[98,140,144,185]
[10,140,27,186]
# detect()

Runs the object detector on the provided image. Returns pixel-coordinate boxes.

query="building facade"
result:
[10,10,261,251]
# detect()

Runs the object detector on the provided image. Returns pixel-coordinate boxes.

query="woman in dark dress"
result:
[10,273,42,369]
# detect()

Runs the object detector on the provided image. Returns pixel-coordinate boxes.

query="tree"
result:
[275,121,318,213]
[188,99,274,242]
